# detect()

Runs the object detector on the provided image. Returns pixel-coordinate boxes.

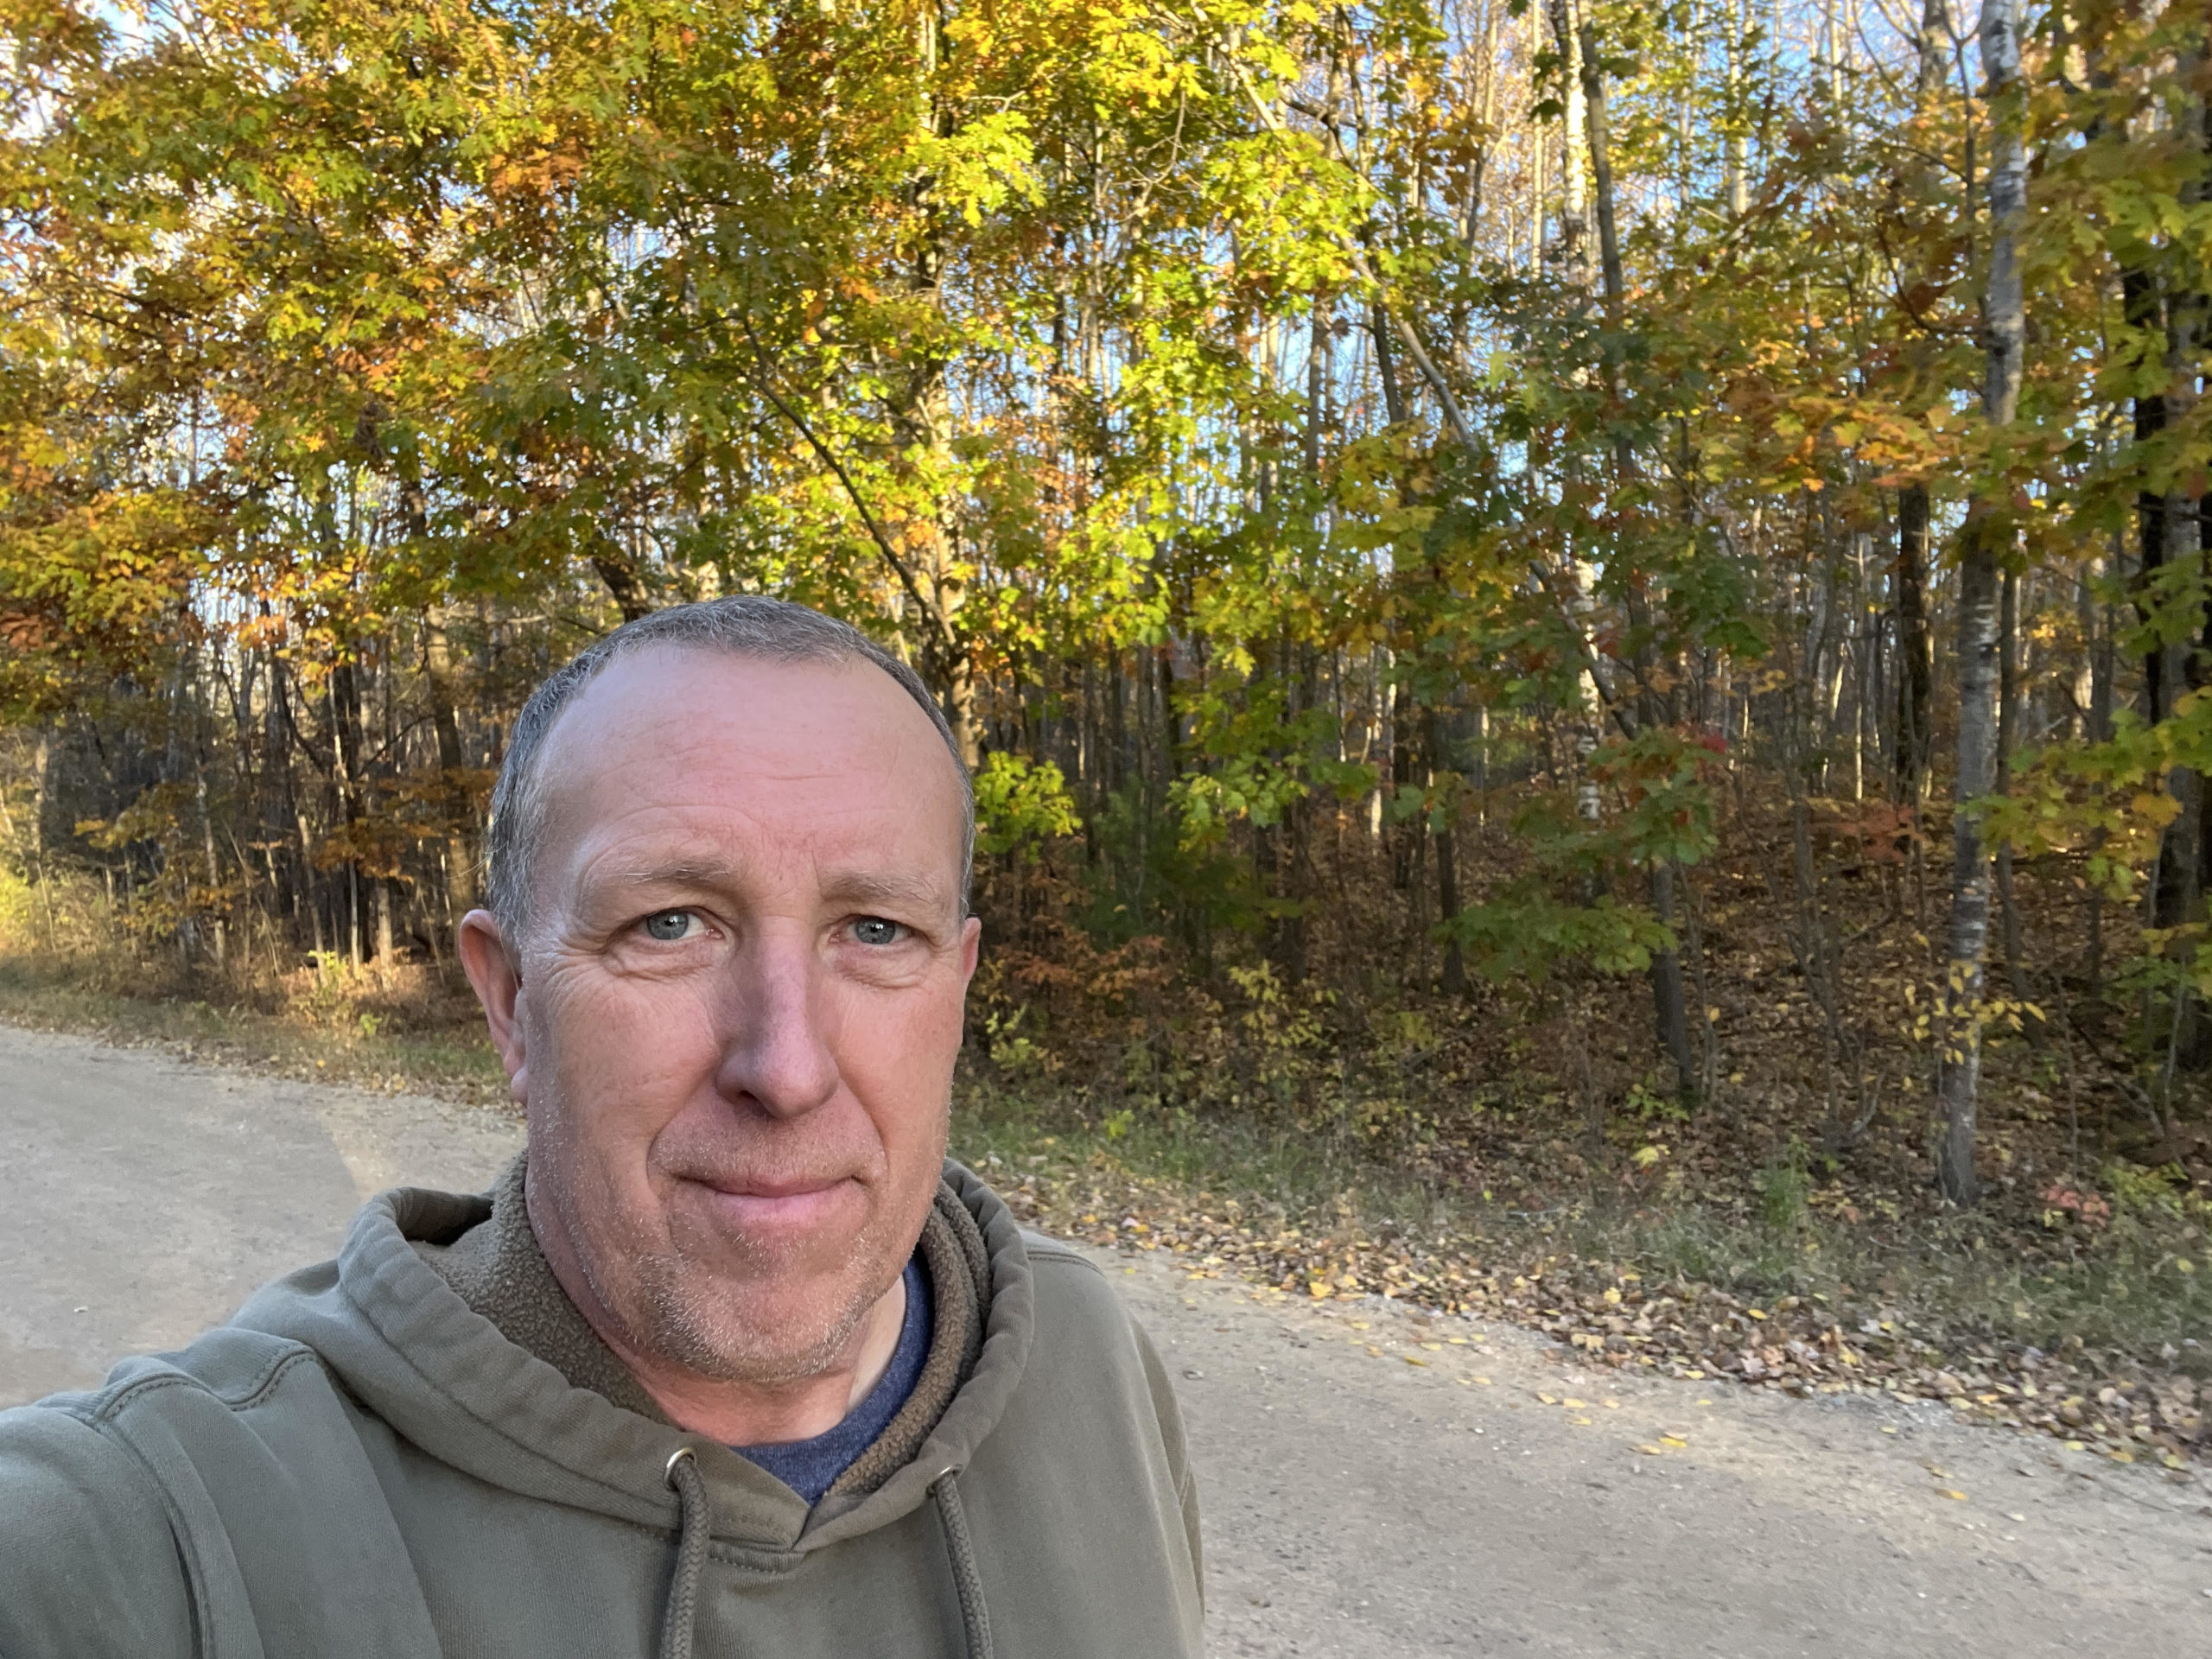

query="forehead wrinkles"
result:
[526,664,965,927]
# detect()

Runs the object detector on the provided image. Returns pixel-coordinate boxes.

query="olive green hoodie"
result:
[0,1160,1203,1657]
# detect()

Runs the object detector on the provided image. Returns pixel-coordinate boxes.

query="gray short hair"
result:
[484,597,973,938]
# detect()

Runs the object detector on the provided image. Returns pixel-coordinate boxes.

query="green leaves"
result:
[1446,886,1674,982]
[974,752,1081,859]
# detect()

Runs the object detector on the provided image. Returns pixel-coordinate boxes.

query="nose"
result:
[712,921,841,1119]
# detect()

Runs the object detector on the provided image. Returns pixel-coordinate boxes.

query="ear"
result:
[458,909,530,1106]
[957,914,982,986]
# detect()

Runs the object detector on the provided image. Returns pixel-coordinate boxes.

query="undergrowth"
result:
[953,1067,2212,1385]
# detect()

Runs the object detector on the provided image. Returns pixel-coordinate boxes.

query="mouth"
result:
[684,1172,861,1237]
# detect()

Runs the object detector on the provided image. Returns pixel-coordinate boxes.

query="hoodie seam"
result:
[82,1343,315,1426]
[76,1406,234,1654]
[1023,1245,1106,1278]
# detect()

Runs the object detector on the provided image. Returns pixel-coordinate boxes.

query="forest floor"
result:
[2,1020,2209,1656]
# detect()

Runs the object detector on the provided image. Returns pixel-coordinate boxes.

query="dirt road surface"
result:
[3,1022,2208,1655]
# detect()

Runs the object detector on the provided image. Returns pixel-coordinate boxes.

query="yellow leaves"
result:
[2130,790,2183,829]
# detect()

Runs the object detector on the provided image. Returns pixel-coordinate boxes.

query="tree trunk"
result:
[1649,861,1696,1096]
[1548,0,1591,283]
[1893,483,1934,807]
[592,552,653,622]
[1427,707,1467,996]
[1723,0,1750,216]
[1937,0,2025,1208]
[423,617,478,935]
[331,659,365,969]
[1892,0,1947,818]
[1993,568,2040,1039]
[1581,28,1690,1090]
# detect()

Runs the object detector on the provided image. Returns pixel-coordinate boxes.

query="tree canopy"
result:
[7,0,2212,1211]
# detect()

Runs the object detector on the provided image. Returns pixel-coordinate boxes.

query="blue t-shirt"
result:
[733,1256,931,1504]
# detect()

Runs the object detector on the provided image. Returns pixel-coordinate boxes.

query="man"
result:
[0,597,1204,1657]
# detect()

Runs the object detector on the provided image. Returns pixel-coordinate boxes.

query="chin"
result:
[639,1256,889,1386]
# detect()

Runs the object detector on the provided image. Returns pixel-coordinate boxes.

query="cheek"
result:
[831,980,965,1139]
[530,968,727,1134]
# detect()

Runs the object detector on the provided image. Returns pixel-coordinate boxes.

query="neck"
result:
[526,1185,909,1446]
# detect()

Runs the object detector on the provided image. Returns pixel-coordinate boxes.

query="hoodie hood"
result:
[229,1159,1036,1558]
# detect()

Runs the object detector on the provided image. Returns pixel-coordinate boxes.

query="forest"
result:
[4,0,2211,1424]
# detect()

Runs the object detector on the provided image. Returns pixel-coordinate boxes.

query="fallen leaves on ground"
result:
[991,1154,2209,1470]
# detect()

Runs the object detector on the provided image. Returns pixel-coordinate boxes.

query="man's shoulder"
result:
[1018,1226,1103,1271]
[12,1322,331,1433]
[0,1330,324,1658]
[0,1389,200,1654]
[1017,1229,1124,1313]
[0,1321,442,1656]
[0,1324,351,1541]
[1007,1230,1162,1376]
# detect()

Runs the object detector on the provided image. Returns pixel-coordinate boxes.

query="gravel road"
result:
[3,1021,2209,1655]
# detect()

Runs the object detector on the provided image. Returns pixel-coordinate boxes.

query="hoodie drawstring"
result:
[661,1447,711,1659]
[931,1471,995,1659]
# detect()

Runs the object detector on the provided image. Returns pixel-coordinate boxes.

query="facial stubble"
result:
[531,1079,947,1391]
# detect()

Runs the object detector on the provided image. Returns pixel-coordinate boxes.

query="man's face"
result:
[463,646,979,1387]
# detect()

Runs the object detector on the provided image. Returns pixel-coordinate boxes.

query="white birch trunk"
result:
[1936,0,2026,1206]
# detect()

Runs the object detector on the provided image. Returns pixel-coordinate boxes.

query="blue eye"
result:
[852,918,901,946]
[643,911,695,942]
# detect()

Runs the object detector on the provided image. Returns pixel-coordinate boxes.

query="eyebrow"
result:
[615,860,741,891]
[611,861,950,912]
[818,870,951,912]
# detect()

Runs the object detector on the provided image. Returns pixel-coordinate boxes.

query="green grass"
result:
[951,1073,1467,1233]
